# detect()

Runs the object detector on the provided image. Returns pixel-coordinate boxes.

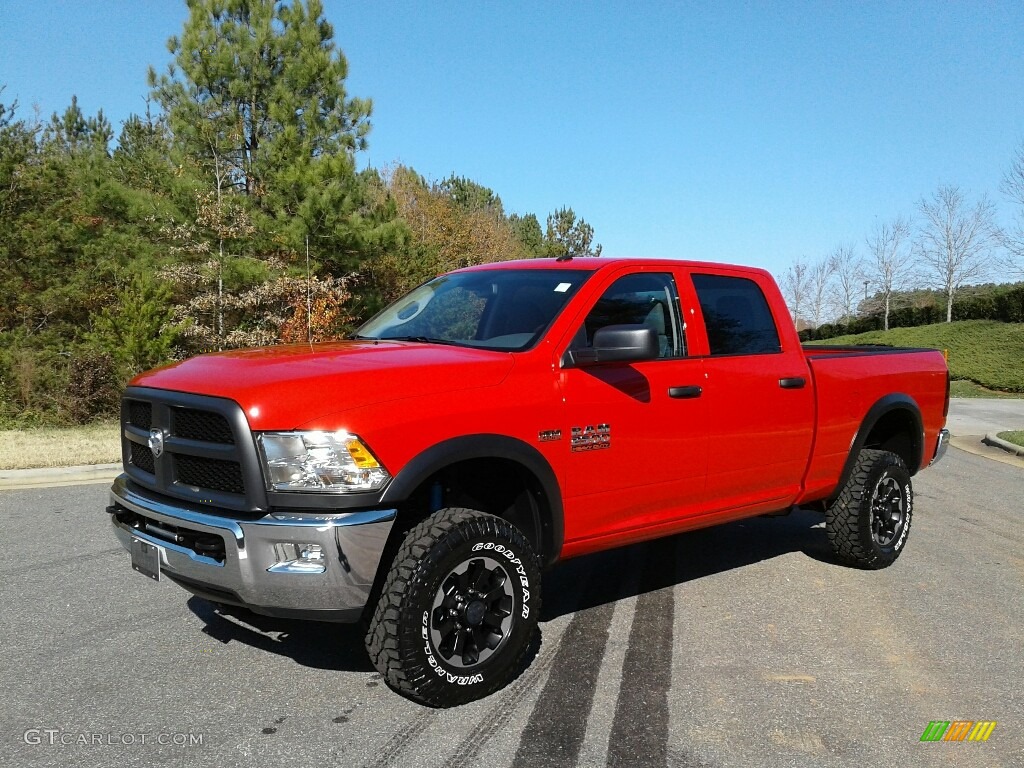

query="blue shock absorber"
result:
[429,482,444,513]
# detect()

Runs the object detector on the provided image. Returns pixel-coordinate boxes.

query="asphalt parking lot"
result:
[2,442,1021,768]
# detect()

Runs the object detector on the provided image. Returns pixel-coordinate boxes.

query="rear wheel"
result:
[825,449,913,569]
[364,507,541,707]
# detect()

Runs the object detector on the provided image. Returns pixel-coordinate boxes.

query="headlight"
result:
[257,431,390,493]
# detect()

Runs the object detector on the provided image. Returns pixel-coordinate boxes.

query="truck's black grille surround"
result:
[120,387,268,516]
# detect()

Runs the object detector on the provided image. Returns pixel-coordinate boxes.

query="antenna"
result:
[305,236,312,343]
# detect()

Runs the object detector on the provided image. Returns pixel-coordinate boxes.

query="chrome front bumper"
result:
[108,475,395,622]
[930,428,951,466]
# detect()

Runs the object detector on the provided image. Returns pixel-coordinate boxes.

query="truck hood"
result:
[131,341,516,430]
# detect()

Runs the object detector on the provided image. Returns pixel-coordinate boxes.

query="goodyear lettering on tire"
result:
[473,541,531,618]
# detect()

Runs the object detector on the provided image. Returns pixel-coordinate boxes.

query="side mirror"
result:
[563,324,659,367]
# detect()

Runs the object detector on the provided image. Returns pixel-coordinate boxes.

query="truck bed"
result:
[798,345,949,504]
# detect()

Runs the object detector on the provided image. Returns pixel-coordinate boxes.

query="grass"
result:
[949,380,1024,399]
[0,422,120,470]
[997,430,1024,448]
[809,320,1024,393]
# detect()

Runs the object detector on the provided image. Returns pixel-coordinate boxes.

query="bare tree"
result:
[827,244,864,327]
[999,141,1024,280]
[916,185,999,322]
[806,256,837,329]
[865,216,913,331]
[781,259,809,327]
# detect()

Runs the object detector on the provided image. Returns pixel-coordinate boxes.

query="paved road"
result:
[947,397,1024,437]
[3,447,1021,768]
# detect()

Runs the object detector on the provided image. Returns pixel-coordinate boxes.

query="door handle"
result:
[779,377,806,389]
[668,385,702,399]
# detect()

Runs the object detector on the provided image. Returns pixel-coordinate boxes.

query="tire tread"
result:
[364,507,540,706]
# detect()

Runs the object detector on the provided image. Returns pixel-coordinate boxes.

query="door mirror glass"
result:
[564,324,659,366]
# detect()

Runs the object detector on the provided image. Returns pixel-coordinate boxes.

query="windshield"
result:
[356,269,590,351]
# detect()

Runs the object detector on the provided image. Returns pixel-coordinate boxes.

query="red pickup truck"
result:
[108,257,950,706]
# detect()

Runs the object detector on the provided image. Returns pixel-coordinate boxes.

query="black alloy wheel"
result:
[430,555,515,668]
[869,474,907,547]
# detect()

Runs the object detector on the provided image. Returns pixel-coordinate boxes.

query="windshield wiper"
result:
[384,335,458,345]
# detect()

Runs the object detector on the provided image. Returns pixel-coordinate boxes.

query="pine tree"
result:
[509,213,545,256]
[544,207,602,258]
[148,0,371,203]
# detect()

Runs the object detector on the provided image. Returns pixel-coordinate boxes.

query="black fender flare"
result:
[380,434,564,567]
[832,394,924,501]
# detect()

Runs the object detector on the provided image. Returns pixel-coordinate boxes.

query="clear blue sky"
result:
[2,1,1022,279]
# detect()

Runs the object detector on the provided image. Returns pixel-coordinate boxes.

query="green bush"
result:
[66,349,121,423]
[0,341,70,426]
[0,334,130,427]
[802,283,1024,342]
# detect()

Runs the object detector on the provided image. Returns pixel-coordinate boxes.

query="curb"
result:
[0,463,121,490]
[949,435,1024,469]
[982,433,1024,457]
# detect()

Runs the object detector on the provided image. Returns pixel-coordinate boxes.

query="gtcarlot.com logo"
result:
[24,729,204,747]
[919,721,997,743]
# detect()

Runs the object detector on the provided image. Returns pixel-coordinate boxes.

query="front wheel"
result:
[825,449,913,569]
[364,508,541,707]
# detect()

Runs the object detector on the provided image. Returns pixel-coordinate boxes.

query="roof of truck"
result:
[456,257,773,278]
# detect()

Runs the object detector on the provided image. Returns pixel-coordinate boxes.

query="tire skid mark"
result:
[576,549,644,767]
[606,537,676,768]
[369,559,600,768]
[510,558,624,768]
[439,624,565,768]
[365,709,439,768]
[1,547,124,576]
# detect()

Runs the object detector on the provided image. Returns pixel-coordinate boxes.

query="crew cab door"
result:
[557,269,709,546]
[686,270,815,512]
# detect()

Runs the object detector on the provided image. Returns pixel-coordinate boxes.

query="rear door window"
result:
[691,274,781,355]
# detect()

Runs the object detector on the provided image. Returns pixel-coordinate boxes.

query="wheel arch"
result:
[832,394,924,501]
[380,434,564,568]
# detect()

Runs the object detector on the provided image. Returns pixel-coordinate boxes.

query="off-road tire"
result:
[364,507,541,707]
[825,449,913,569]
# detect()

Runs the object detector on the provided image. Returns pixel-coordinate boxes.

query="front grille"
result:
[173,408,235,444]
[120,387,266,515]
[175,454,244,494]
[130,442,155,474]
[128,400,152,430]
